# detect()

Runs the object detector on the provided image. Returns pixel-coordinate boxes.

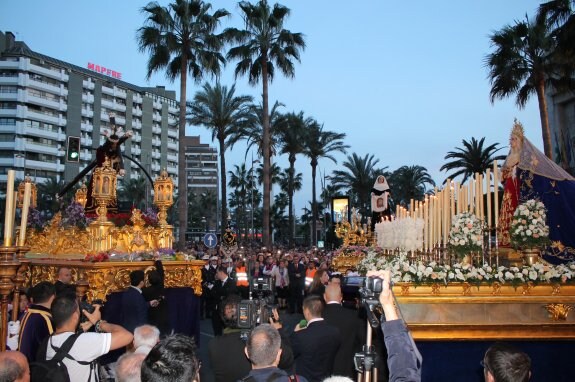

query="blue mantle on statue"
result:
[518,169,575,264]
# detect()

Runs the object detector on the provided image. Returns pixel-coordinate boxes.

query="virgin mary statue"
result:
[498,120,575,264]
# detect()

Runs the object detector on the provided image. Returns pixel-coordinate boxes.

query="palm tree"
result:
[37,178,68,215]
[302,122,348,245]
[242,101,285,158]
[225,0,306,247]
[440,137,506,183]
[187,82,254,236]
[537,0,575,67]
[138,0,229,247]
[278,111,309,246]
[331,153,385,217]
[389,165,435,207]
[118,178,147,209]
[485,11,575,162]
[278,166,302,245]
[228,163,251,242]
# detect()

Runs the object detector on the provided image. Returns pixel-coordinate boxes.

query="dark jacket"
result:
[121,286,148,333]
[209,328,295,382]
[322,303,365,378]
[290,319,341,382]
[142,261,169,335]
[287,262,305,288]
[238,367,309,382]
[18,304,53,362]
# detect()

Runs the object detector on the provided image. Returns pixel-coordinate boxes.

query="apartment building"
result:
[0,31,179,195]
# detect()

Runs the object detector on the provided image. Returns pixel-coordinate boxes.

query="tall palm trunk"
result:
[218,137,227,237]
[535,78,553,162]
[288,156,295,247]
[177,59,188,249]
[311,159,317,246]
[262,54,271,248]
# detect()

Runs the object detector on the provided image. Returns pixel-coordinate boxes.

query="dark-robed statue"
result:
[371,174,393,231]
[57,113,133,213]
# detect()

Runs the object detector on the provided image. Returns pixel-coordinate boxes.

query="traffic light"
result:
[66,136,80,162]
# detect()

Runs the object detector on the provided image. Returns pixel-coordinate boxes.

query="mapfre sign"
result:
[87,62,122,79]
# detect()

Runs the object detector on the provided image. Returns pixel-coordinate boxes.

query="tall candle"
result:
[3,170,15,246]
[424,195,429,251]
[19,183,31,247]
[479,173,484,221]
[11,191,17,243]
[493,160,499,225]
[486,169,492,228]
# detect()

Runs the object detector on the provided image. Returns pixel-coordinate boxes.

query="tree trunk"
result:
[177,59,188,249]
[262,54,271,248]
[536,78,553,162]
[311,159,317,246]
[288,156,295,247]
[219,137,227,237]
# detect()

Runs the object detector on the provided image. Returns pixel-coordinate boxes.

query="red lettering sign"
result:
[86,62,122,80]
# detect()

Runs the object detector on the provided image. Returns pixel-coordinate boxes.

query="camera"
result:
[237,299,274,330]
[79,299,104,322]
[359,277,383,306]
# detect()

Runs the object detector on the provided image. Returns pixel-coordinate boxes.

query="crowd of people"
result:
[0,248,533,382]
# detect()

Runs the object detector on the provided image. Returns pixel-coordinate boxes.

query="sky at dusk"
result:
[1,0,545,214]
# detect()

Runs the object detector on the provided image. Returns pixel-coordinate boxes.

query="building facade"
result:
[0,31,179,197]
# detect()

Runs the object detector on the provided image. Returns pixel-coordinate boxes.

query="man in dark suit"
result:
[322,283,365,379]
[211,266,238,336]
[287,254,305,313]
[122,270,156,333]
[291,295,341,382]
[208,295,294,382]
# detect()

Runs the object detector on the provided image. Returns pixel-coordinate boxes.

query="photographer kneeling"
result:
[208,295,294,382]
[367,270,421,382]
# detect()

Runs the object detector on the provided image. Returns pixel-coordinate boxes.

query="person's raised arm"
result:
[83,306,133,351]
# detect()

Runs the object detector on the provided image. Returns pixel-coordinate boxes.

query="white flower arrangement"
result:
[510,199,550,249]
[448,212,483,257]
[374,218,424,252]
[357,249,575,286]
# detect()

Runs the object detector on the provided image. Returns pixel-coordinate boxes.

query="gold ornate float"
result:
[27,259,204,302]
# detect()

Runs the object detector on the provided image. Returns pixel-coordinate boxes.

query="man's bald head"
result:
[324,283,342,304]
[0,351,30,382]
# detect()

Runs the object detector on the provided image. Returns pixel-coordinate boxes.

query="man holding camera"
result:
[38,294,133,381]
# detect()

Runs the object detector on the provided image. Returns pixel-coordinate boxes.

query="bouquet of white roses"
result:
[448,212,483,257]
[510,199,549,249]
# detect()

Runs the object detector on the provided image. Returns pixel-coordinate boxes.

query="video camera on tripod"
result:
[237,277,276,332]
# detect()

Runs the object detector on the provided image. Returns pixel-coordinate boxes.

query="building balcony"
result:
[132,107,142,117]
[80,122,94,133]
[0,60,20,70]
[151,163,161,172]
[26,109,60,125]
[28,63,68,81]
[82,136,93,146]
[82,93,95,103]
[83,79,95,90]
[152,151,161,159]
[152,125,162,135]
[80,150,93,161]
[167,129,178,138]
[23,125,60,141]
[23,141,60,156]
[102,85,114,96]
[152,138,162,147]
[0,88,19,101]
[133,93,143,104]
[167,154,178,162]
[114,103,126,112]
[27,76,62,94]
[153,113,162,123]
[114,88,127,99]
[167,142,178,151]
[132,134,141,143]
[81,108,94,118]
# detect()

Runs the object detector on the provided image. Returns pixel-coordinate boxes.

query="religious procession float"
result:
[332,120,575,341]
[0,115,206,349]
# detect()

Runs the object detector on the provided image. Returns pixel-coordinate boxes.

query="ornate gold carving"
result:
[545,303,574,321]
[332,253,366,273]
[75,183,88,208]
[334,207,373,247]
[153,169,174,226]
[522,281,534,295]
[431,283,441,295]
[552,283,561,296]
[492,282,502,295]
[28,260,204,302]
[17,176,37,209]
[462,282,471,296]
[401,284,411,296]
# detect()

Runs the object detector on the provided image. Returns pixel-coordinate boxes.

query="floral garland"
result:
[448,212,483,257]
[510,199,550,249]
[358,250,575,286]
